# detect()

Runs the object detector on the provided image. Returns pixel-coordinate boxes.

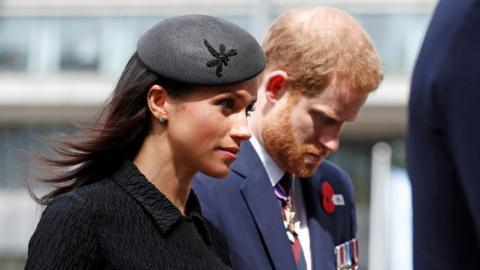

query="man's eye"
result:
[315,114,336,125]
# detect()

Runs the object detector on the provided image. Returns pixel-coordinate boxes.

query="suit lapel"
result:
[301,176,336,270]
[233,141,297,270]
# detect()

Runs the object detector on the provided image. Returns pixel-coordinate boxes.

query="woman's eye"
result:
[219,99,235,111]
[246,103,256,117]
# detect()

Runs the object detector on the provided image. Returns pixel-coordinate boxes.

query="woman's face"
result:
[165,78,257,178]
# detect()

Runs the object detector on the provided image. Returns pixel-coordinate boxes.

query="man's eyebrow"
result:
[311,109,341,123]
[311,108,358,123]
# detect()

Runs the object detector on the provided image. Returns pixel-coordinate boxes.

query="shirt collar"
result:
[249,135,285,187]
[111,160,210,241]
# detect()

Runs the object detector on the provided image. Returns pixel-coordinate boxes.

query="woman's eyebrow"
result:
[231,91,257,103]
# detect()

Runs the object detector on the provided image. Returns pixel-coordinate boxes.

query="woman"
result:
[26,15,265,269]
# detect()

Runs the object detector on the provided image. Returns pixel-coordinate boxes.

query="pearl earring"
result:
[159,116,167,123]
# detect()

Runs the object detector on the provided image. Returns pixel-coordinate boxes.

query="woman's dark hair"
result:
[32,52,192,205]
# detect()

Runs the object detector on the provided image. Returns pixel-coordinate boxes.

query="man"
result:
[407,0,480,269]
[193,7,382,270]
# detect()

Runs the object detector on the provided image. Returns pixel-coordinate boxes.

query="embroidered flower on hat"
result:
[204,39,238,78]
[322,181,335,214]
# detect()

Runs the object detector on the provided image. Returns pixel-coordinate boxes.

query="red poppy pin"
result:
[322,181,335,214]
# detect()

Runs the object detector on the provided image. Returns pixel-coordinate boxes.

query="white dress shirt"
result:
[250,136,312,270]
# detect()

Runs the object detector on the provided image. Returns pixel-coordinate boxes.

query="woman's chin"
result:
[201,166,231,179]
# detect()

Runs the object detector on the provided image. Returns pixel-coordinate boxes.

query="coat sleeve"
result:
[442,6,480,244]
[25,192,102,270]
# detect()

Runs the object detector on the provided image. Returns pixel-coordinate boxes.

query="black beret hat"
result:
[137,15,266,86]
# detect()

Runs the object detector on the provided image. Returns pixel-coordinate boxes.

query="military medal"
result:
[335,238,359,270]
[284,199,297,242]
[274,177,298,243]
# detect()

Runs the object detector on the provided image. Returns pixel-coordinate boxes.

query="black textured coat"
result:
[26,160,232,270]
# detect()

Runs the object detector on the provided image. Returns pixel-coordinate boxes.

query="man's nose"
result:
[318,125,341,152]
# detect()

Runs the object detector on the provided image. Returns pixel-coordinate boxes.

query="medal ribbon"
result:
[274,173,307,270]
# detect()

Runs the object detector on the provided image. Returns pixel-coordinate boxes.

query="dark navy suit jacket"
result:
[407,0,480,269]
[193,141,357,270]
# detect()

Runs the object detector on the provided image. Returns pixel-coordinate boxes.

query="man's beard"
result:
[261,103,326,177]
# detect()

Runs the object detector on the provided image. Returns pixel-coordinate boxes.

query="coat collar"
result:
[111,160,210,241]
[233,141,297,270]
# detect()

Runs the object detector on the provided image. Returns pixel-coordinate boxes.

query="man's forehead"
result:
[299,88,367,122]
[291,76,342,98]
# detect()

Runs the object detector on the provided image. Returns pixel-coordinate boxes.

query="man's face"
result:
[261,81,368,177]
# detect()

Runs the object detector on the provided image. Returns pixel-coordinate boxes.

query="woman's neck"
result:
[133,133,194,215]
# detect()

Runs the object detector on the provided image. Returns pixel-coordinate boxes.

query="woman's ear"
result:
[147,85,169,123]
[263,70,288,103]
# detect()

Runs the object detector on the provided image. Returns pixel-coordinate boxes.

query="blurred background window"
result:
[355,14,430,74]
[59,18,101,71]
[0,124,72,189]
[0,18,30,71]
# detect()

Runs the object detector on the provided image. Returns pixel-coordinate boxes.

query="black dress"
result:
[26,160,232,270]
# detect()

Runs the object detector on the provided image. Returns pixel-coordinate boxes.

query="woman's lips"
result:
[218,146,239,160]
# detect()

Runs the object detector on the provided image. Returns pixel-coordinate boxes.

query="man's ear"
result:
[147,84,169,122]
[263,70,288,103]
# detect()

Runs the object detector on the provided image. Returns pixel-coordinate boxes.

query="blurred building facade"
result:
[0,0,436,269]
